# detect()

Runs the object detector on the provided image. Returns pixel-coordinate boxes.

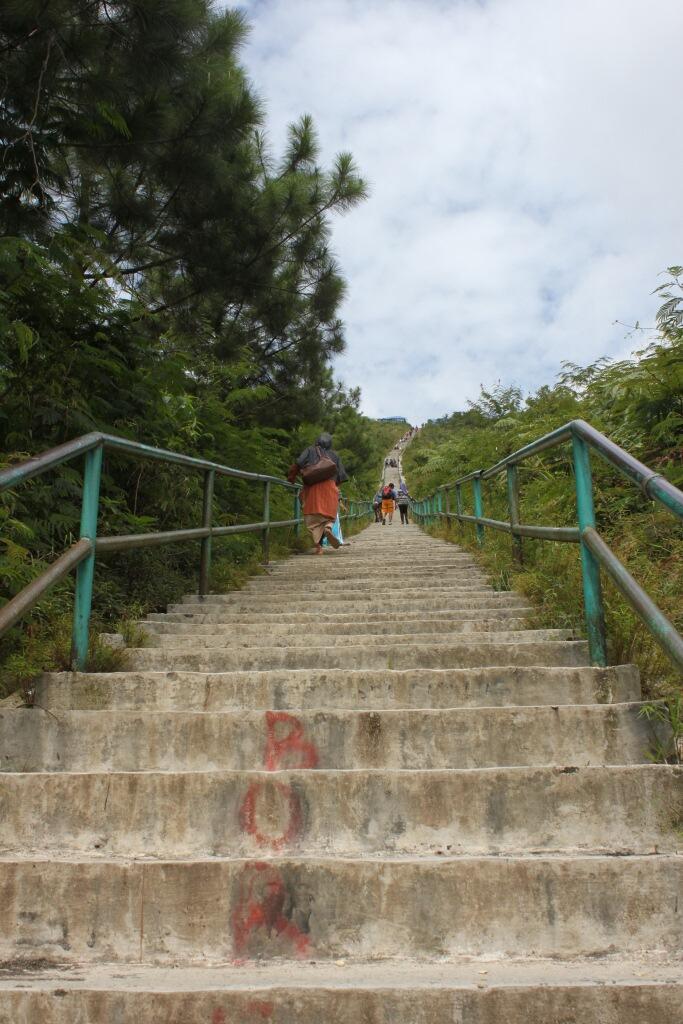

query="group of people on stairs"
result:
[373,482,413,525]
[288,432,413,553]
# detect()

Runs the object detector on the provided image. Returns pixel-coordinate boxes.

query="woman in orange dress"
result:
[288,433,348,554]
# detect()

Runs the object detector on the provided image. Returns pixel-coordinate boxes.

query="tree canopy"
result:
[0,1,394,687]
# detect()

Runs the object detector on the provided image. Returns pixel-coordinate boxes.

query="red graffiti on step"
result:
[263,711,318,771]
[232,862,310,958]
[239,780,303,851]
[211,1002,273,1023]
[248,1002,275,1020]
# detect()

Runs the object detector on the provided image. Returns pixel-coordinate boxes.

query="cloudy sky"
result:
[236,0,683,423]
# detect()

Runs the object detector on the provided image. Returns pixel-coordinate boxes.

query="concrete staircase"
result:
[0,523,681,1022]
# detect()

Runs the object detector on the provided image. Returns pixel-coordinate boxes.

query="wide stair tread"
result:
[1,520,679,1020]
[1,957,681,1024]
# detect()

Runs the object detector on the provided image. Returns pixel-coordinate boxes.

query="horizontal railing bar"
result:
[0,538,92,637]
[444,512,579,542]
[0,431,300,494]
[97,518,303,552]
[513,523,579,542]
[446,512,511,533]
[439,471,480,488]
[573,420,683,518]
[0,433,103,492]
[102,435,300,490]
[482,423,574,478]
[431,419,683,521]
[97,528,211,552]
[213,519,298,536]
[583,527,683,671]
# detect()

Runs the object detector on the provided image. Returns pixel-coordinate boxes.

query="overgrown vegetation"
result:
[638,697,682,765]
[404,269,683,698]
[0,0,402,693]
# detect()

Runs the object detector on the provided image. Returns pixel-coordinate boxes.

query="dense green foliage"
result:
[404,270,683,697]
[0,0,397,691]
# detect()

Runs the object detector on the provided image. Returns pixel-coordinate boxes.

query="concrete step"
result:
[141,614,535,636]
[125,639,589,672]
[181,589,501,602]
[149,602,532,626]
[240,573,490,591]
[166,596,521,614]
[168,593,506,616]
[1,959,680,1024]
[156,596,531,622]
[2,766,679,858]
[262,562,482,577]
[1,855,679,963]
[143,629,573,650]
[0,703,654,772]
[36,665,640,712]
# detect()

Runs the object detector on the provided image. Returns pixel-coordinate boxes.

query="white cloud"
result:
[236,0,683,422]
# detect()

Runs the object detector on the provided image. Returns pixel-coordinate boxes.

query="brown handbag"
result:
[300,446,338,485]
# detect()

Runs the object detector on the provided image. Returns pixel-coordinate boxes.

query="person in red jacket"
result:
[288,433,348,554]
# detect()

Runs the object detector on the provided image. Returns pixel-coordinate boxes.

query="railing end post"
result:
[472,474,485,546]
[199,468,215,598]
[571,433,607,667]
[261,479,271,565]
[70,444,103,671]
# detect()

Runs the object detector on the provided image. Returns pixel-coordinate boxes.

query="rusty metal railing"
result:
[0,433,371,669]
[413,419,683,672]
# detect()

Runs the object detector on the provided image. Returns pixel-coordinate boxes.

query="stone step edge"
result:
[3,763,673,779]
[0,853,677,865]
[37,664,638,682]
[0,955,680,991]
[12,696,641,718]
[144,629,575,648]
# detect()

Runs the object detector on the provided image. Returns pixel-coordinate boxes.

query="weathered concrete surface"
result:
[1,519,677,1017]
[125,639,589,671]
[0,856,680,963]
[168,594,531,613]
[2,766,680,858]
[145,628,574,650]
[170,588,509,613]
[35,664,640,712]
[0,959,681,1024]
[157,598,532,622]
[141,614,536,636]
[0,703,656,771]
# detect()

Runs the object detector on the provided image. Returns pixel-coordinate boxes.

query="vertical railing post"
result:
[573,430,606,663]
[199,468,215,598]
[572,433,607,666]
[436,490,443,526]
[71,443,103,670]
[506,464,523,565]
[294,488,301,537]
[261,480,271,565]
[455,484,463,534]
[445,487,451,530]
[472,474,485,546]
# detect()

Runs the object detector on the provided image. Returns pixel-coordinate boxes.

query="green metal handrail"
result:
[0,432,372,669]
[413,419,683,672]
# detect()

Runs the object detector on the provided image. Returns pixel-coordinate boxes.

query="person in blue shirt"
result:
[397,483,412,525]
